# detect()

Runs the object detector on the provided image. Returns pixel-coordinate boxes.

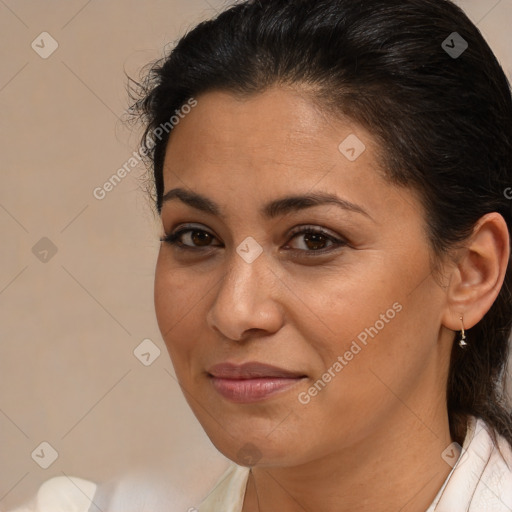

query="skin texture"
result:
[154,86,510,512]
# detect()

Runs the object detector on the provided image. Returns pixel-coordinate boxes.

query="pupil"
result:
[305,233,325,250]
[192,230,211,246]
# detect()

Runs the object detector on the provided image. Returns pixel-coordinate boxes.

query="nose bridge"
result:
[219,247,268,310]
[207,247,282,340]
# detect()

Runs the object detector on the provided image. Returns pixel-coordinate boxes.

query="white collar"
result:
[426,416,512,511]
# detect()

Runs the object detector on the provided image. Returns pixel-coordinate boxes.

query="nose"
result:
[206,248,284,342]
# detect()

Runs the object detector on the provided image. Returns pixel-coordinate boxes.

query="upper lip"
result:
[207,362,306,379]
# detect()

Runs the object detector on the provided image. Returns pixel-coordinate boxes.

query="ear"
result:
[442,212,510,332]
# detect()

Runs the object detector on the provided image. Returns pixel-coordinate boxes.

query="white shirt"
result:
[9,416,512,512]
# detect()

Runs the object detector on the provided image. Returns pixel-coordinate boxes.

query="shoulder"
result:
[197,463,250,512]
[9,476,97,512]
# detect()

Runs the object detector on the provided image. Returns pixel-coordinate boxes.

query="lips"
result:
[208,362,306,379]
[207,362,307,403]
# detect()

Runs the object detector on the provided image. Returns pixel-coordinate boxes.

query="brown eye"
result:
[189,229,214,246]
[286,227,345,253]
[161,225,346,256]
[301,232,331,251]
[160,227,221,249]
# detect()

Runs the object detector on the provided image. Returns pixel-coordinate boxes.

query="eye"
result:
[284,226,347,254]
[160,225,221,250]
[161,224,347,256]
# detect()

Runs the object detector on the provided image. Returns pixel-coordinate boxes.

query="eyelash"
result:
[160,225,348,256]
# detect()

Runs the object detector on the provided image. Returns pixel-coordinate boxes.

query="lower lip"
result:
[210,376,304,403]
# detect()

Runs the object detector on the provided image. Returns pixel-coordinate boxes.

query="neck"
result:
[242,405,454,512]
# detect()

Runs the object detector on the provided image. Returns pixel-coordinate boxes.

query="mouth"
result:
[207,362,308,403]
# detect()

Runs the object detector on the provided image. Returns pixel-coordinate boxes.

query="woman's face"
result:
[154,86,453,467]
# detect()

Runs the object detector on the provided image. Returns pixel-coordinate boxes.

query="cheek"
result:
[310,282,440,421]
[154,251,205,363]
[291,256,428,409]
[288,262,404,361]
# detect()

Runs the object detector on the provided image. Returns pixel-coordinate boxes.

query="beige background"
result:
[0,0,511,510]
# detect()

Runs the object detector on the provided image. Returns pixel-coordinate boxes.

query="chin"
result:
[200,421,307,467]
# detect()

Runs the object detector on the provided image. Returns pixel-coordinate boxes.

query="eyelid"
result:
[283,225,348,254]
[287,224,346,241]
[160,223,222,247]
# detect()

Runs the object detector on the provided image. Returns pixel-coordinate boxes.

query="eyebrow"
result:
[161,187,372,220]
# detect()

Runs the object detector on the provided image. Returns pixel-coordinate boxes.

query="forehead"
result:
[160,87,426,236]
[163,86,378,183]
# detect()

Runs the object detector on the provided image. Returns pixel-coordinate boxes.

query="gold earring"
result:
[459,316,467,348]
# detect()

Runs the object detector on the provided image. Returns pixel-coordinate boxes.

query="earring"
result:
[459,316,467,348]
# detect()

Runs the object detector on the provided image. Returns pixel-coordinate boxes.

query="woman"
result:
[135,0,512,510]
[12,0,512,510]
